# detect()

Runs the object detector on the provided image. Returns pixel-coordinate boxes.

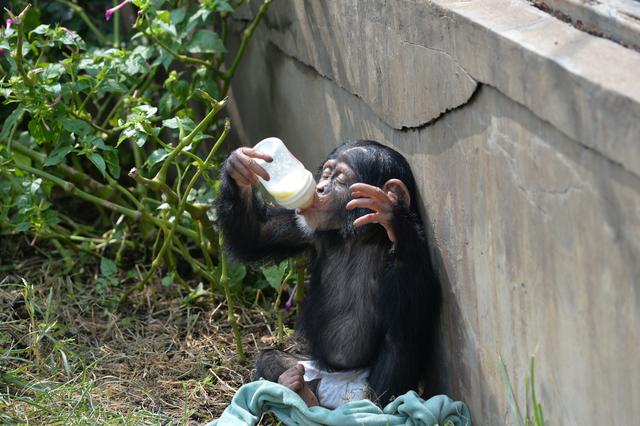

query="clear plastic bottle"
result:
[253,137,316,209]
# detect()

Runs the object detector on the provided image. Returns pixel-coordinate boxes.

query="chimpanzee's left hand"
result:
[346,179,411,243]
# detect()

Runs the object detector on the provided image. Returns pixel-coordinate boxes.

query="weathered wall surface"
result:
[226,1,640,424]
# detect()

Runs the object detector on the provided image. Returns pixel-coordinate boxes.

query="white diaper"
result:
[298,360,370,409]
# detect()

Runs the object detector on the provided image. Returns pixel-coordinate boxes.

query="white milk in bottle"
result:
[253,138,316,209]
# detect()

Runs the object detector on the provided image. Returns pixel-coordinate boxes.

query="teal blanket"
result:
[208,381,471,426]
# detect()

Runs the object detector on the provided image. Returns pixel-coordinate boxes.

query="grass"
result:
[499,354,546,426]
[0,236,296,425]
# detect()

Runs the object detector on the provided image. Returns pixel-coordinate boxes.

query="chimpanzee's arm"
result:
[215,167,311,263]
[367,205,441,405]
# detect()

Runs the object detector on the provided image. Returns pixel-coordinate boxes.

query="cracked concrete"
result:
[227,1,640,424]
[257,0,479,129]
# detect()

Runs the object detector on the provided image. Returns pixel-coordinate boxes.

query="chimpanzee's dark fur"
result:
[215,140,441,406]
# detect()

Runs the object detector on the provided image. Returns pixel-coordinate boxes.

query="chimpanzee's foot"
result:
[278,364,320,407]
[254,348,309,382]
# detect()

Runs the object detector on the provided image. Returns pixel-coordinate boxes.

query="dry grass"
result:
[0,237,296,425]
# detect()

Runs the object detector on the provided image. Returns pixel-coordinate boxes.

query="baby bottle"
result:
[253,137,316,209]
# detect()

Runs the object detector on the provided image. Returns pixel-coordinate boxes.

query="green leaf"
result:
[147,148,169,169]
[31,24,50,35]
[186,8,211,33]
[43,83,62,96]
[43,144,72,167]
[103,149,121,178]
[162,272,175,287]
[170,8,186,25]
[171,80,190,103]
[227,261,246,286]
[79,134,106,151]
[41,63,66,80]
[214,0,234,13]
[162,117,180,128]
[162,116,195,132]
[14,221,31,233]
[100,79,129,94]
[42,209,60,226]
[134,105,158,118]
[0,106,24,142]
[125,53,147,75]
[499,356,524,425]
[159,93,179,117]
[87,152,107,177]
[28,119,51,144]
[186,30,226,54]
[100,256,118,277]
[61,117,91,136]
[262,261,289,289]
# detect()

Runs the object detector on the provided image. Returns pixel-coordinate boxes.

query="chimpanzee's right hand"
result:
[226,147,273,187]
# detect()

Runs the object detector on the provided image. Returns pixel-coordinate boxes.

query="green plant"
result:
[499,354,546,426]
[0,0,273,361]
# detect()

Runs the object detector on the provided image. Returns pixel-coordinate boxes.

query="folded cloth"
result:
[207,380,471,426]
[298,360,370,409]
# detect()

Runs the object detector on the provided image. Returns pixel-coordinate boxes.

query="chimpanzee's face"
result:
[296,158,356,231]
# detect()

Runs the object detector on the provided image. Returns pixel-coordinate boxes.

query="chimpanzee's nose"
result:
[316,182,326,194]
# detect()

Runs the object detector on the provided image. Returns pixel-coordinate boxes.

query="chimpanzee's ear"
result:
[382,179,410,209]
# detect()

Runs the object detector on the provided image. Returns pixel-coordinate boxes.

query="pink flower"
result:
[284,284,297,312]
[105,0,131,21]
[5,19,13,28]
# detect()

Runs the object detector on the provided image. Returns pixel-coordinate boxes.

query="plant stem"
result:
[275,267,293,341]
[13,5,33,86]
[144,31,211,68]
[113,0,121,47]
[219,232,245,363]
[50,238,74,272]
[121,122,230,302]
[130,140,146,197]
[154,99,227,183]
[197,221,216,293]
[69,111,112,135]
[128,167,212,235]
[10,142,126,203]
[295,254,305,317]
[171,238,217,286]
[221,0,271,98]
[12,162,142,221]
[56,0,109,45]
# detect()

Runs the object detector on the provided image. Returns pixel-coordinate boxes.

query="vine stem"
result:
[144,30,211,68]
[295,254,306,317]
[154,98,227,183]
[10,141,128,205]
[8,149,198,240]
[11,5,33,86]
[120,120,230,304]
[113,0,121,47]
[219,232,245,364]
[221,0,272,98]
[11,162,142,221]
[275,266,294,341]
[55,0,109,45]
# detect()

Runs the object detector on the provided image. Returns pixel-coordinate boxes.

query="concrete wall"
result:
[226,1,640,424]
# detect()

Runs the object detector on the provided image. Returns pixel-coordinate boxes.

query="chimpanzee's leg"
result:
[253,348,309,381]
[253,348,319,406]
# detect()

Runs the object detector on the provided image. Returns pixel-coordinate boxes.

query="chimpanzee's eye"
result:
[321,167,332,178]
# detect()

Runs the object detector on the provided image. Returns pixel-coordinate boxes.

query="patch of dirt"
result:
[0,237,298,424]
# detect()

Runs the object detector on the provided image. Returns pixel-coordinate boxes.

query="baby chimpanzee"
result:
[216,140,440,407]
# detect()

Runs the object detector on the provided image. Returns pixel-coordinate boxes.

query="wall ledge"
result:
[236,0,640,178]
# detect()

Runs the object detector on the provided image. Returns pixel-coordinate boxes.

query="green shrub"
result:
[1,0,277,361]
